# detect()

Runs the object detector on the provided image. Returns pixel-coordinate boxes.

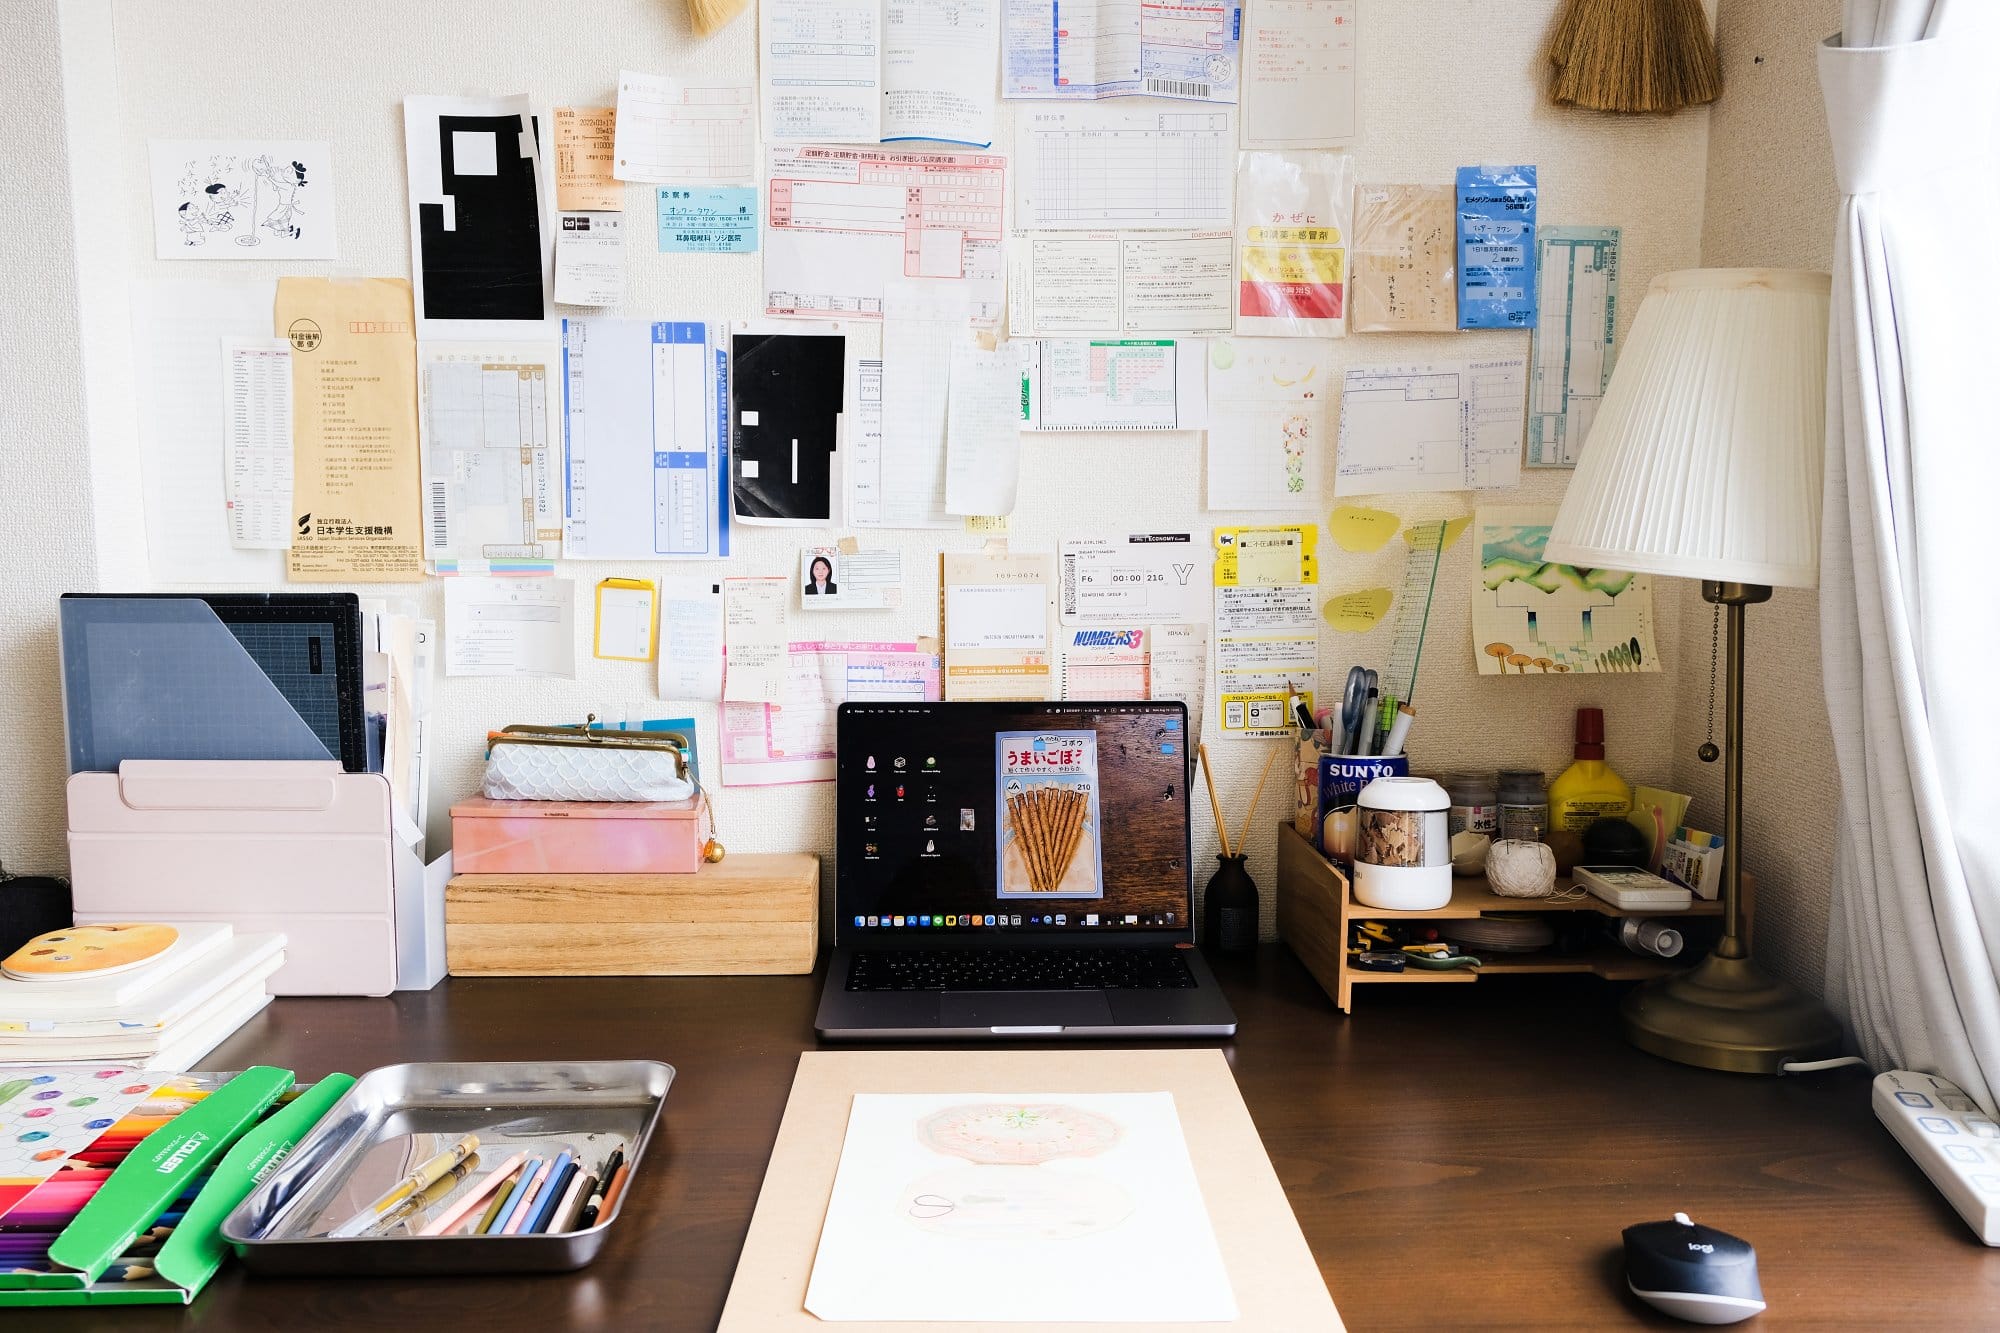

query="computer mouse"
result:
[1622,1212,1766,1324]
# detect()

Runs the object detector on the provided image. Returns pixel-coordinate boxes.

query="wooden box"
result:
[446,853,819,976]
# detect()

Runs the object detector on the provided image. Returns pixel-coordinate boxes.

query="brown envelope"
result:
[275,277,425,581]
[719,1048,1343,1331]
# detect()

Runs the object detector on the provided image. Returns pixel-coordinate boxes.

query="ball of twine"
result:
[1488,839,1558,898]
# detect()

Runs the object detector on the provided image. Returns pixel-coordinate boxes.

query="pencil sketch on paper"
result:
[898,1101,1133,1240]
[148,140,338,260]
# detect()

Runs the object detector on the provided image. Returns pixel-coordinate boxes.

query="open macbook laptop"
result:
[814,700,1238,1039]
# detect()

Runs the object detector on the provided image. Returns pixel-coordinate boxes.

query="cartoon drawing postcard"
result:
[148,141,337,260]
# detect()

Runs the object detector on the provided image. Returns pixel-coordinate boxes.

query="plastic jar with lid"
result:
[1496,769,1548,843]
[1443,772,1499,838]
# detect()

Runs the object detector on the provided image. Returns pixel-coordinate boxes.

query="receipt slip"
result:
[1212,525,1318,740]
[942,551,1057,702]
[1059,534,1209,627]
[1020,340,1208,432]
[658,187,758,254]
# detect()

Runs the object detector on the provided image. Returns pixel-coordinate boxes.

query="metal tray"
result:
[221,1060,672,1275]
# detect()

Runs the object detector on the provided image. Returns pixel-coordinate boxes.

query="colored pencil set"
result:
[337,1139,630,1239]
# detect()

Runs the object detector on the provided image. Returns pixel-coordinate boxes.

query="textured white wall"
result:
[1687,0,1843,993]
[0,0,95,877]
[8,0,1727,940]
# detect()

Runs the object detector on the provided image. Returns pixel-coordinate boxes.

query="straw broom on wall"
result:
[1547,0,1722,114]
[684,0,749,38]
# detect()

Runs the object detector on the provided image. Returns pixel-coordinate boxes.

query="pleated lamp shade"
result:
[1544,268,1830,588]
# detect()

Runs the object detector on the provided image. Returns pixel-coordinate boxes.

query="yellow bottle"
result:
[1549,707,1631,834]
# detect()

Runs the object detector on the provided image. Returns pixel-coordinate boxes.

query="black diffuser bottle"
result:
[1203,854,1259,954]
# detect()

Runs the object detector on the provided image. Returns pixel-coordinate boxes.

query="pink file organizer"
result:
[66,760,439,997]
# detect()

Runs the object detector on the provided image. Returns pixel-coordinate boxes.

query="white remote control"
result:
[1874,1069,2000,1245]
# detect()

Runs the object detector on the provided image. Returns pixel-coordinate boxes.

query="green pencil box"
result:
[0,1068,354,1307]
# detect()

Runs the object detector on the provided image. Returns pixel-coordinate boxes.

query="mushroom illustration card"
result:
[805,1091,1235,1323]
[149,140,338,260]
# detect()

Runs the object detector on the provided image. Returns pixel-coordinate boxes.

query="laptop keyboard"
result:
[846,947,1198,992]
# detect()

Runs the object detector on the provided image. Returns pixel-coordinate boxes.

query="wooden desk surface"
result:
[33,949,2000,1330]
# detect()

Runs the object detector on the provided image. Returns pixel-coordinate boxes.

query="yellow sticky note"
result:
[1404,516,1471,552]
[964,514,1009,536]
[1322,588,1393,632]
[1328,505,1402,553]
[594,578,657,661]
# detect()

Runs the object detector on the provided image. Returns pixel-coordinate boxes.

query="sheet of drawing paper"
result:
[1060,533,1209,626]
[555,212,625,306]
[403,95,555,340]
[149,140,337,260]
[1013,104,1235,231]
[872,283,970,527]
[721,641,939,786]
[1001,1,1245,104]
[1148,622,1209,746]
[1211,524,1318,740]
[1456,163,1538,330]
[1334,358,1525,495]
[1527,226,1621,468]
[1205,337,1333,511]
[221,337,295,550]
[762,0,885,144]
[444,576,576,677]
[1241,1,1357,147]
[1349,183,1458,333]
[656,186,759,253]
[723,577,791,702]
[1020,339,1208,432]
[1472,506,1659,675]
[805,1091,1235,1322]
[883,0,1001,146]
[276,277,426,581]
[1235,150,1351,336]
[560,318,730,560]
[764,145,1006,322]
[1006,230,1234,338]
[799,544,905,610]
[659,577,725,701]
[612,71,756,184]
[554,108,622,211]
[730,327,846,524]
[944,338,1024,516]
[132,279,284,584]
[418,342,561,573]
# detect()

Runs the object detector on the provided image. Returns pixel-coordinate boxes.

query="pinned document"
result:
[1006,231,1234,338]
[1002,2,1243,104]
[1212,525,1318,740]
[417,343,561,573]
[1013,105,1236,232]
[942,551,1057,701]
[722,577,791,702]
[1527,226,1622,468]
[1334,358,1527,496]
[613,71,756,185]
[554,108,621,211]
[444,578,577,679]
[220,338,294,550]
[594,579,658,662]
[1241,1,1358,147]
[1020,340,1208,432]
[659,578,725,702]
[657,187,758,253]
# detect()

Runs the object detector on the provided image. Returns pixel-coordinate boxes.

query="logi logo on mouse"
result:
[1686,1241,1715,1254]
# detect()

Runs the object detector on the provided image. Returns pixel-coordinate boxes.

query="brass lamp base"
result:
[1621,953,1841,1075]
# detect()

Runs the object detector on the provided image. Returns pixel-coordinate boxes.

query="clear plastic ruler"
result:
[1381,520,1449,712]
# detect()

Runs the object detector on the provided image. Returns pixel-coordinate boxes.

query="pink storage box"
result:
[450,796,703,874]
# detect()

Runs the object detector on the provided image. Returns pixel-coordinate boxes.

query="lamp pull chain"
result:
[1698,601,1722,763]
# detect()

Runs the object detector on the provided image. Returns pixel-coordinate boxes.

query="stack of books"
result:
[0,924,284,1070]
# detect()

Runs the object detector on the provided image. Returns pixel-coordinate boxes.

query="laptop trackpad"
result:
[940,991,1115,1030]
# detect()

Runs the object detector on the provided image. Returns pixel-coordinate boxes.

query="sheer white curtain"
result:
[1820,0,2000,1105]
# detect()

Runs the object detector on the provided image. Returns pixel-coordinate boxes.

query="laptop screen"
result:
[836,701,1192,939]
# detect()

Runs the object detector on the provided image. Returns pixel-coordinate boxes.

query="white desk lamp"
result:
[1546,268,1841,1074]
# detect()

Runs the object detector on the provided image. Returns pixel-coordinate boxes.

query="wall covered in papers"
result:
[6,0,1725,941]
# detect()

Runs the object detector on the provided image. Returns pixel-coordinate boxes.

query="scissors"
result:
[1337,665,1370,753]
